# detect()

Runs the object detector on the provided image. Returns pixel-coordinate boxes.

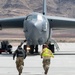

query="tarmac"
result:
[0,43,75,75]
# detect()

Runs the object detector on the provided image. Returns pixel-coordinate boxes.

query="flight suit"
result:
[13,46,27,75]
[16,57,24,75]
[41,47,54,75]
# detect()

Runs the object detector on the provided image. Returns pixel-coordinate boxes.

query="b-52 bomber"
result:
[0,0,75,54]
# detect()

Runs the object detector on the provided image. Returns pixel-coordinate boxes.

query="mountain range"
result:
[0,0,75,18]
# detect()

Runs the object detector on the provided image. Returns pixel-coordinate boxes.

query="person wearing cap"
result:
[41,44,54,75]
[13,45,27,75]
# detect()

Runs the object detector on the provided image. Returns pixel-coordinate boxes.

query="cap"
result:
[43,44,48,48]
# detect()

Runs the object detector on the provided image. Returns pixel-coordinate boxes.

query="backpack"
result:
[17,47,27,59]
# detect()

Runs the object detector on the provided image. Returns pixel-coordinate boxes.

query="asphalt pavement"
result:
[0,43,75,75]
[0,54,75,75]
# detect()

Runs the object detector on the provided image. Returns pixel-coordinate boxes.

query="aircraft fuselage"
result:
[24,13,50,45]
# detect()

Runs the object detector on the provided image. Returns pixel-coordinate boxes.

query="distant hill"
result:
[0,0,75,18]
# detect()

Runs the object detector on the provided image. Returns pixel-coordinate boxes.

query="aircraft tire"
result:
[35,45,38,53]
[9,51,12,54]
[29,45,34,54]
[48,44,54,53]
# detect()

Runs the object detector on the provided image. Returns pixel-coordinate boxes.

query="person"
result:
[41,44,54,75]
[13,45,27,75]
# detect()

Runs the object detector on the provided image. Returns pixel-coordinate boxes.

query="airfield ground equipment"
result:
[0,40,12,54]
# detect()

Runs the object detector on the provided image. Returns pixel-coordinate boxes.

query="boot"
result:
[45,69,48,74]
[18,66,23,75]
[19,72,21,75]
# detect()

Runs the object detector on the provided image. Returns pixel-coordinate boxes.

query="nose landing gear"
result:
[23,45,39,55]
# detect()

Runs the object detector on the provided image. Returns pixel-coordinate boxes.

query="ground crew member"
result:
[41,44,54,75]
[13,45,27,75]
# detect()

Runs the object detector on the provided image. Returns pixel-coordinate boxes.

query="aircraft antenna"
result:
[43,0,46,15]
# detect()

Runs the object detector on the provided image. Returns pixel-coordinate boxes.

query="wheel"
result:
[48,44,54,53]
[29,45,34,54]
[0,52,1,54]
[9,51,12,54]
[35,45,38,53]
[8,50,12,54]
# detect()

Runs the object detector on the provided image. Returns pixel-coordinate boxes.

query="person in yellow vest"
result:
[41,44,54,75]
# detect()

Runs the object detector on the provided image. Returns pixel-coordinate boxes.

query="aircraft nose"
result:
[24,21,41,45]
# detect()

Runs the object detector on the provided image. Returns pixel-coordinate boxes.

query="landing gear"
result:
[48,43,54,53]
[35,45,38,53]
[23,45,38,54]
[29,45,34,54]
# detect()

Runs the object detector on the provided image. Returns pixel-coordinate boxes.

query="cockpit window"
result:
[26,14,44,21]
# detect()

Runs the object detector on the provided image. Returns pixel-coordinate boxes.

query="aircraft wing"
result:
[47,16,75,28]
[0,16,25,29]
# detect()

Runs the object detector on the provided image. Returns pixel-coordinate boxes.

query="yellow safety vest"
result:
[42,48,54,58]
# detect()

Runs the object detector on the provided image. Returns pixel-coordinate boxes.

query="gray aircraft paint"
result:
[24,13,49,45]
